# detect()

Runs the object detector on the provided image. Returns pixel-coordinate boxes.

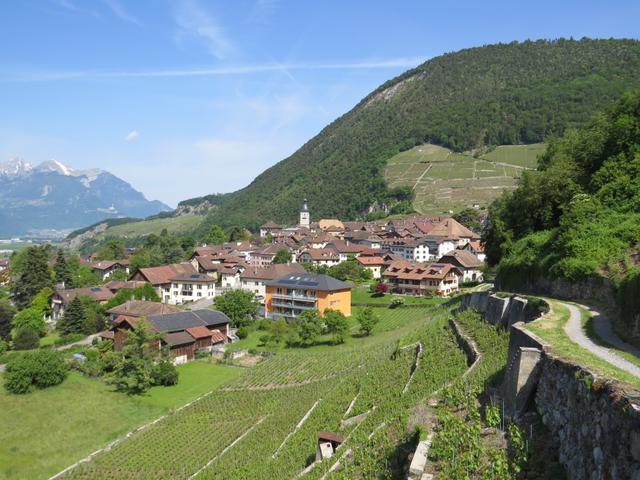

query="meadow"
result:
[0,362,241,480]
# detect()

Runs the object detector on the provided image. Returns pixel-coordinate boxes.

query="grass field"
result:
[0,362,241,480]
[385,142,546,214]
[91,214,204,241]
[57,304,469,480]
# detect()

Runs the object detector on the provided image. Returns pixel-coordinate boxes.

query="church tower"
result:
[299,198,310,227]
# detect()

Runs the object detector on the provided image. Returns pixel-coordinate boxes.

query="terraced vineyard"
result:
[384,143,546,214]
[58,305,470,480]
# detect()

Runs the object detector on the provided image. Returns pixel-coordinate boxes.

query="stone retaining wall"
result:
[536,357,640,480]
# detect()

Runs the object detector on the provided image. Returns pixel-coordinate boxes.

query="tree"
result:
[374,282,389,296]
[0,300,16,340]
[228,226,251,242]
[53,250,73,287]
[66,257,102,288]
[329,259,372,282]
[356,307,380,336]
[12,327,40,350]
[453,208,483,233]
[96,239,127,260]
[295,310,322,346]
[324,309,349,344]
[205,224,227,246]
[272,249,292,264]
[151,361,179,386]
[78,296,106,334]
[108,323,160,395]
[104,283,160,311]
[30,287,53,318]
[11,246,53,310]
[4,350,68,394]
[12,307,46,337]
[58,296,86,336]
[214,290,259,327]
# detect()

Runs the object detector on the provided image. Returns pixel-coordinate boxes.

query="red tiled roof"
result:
[240,263,305,280]
[55,287,114,304]
[210,329,226,344]
[356,256,386,266]
[186,326,215,339]
[134,263,197,285]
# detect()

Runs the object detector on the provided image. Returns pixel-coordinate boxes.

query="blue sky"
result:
[1,1,638,207]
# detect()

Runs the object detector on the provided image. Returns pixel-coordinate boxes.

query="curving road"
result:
[562,302,640,378]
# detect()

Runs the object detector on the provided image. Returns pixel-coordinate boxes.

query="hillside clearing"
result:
[385,143,546,214]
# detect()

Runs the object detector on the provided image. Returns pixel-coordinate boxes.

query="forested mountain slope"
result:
[484,92,640,340]
[182,38,640,228]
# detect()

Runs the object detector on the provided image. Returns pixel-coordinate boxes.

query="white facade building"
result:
[168,274,216,305]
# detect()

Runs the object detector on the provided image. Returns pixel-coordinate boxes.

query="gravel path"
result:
[562,302,640,378]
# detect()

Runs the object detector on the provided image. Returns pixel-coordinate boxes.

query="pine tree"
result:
[53,249,73,288]
[11,247,53,310]
[59,296,86,336]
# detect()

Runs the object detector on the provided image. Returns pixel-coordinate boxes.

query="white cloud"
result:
[2,58,425,82]
[103,0,141,26]
[174,0,233,59]
[125,129,139,141]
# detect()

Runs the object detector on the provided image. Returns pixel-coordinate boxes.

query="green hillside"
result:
[181,38,640,228]
[485,92,640,342]
[385,143,546,213]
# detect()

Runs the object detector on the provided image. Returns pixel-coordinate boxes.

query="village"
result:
[21,199,485,365]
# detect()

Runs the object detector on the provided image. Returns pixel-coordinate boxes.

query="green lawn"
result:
[89,214,204,242]
[525,301,640,389]
[351,286,446,306]
[39,332,60,347]
[0,361,241,480]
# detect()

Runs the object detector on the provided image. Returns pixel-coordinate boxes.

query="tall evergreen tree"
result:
[58,296,86,336]
[0,300,16,340]
[53,249,73,288]
[11,246,53,310]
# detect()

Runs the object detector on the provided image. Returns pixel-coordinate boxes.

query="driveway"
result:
[562,302,640,378]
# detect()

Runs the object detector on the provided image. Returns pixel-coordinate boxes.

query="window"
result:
[197,292,202,297]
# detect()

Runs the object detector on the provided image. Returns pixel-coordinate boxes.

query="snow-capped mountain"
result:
[0,158,171,236]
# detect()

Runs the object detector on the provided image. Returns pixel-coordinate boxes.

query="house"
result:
[297,248,341,266]
[325,239,368,261]
[264,273,352,320]
[112,309,230,364]
[51,286,114,321]
[344,231,383,249]
[459,241,486,262]
[106,300,180,323]
[382,238,431,262]
[129,262,198,303]
[356,255,387,279]
[90,259,130,280]
[250,244,290,267]
[259,221,283,238]
[239,263,306,301]
[438,250,484,283]
[168,273,217,305]
[382,261,462,296]
[422,237,456,260]
[426,218,480,247]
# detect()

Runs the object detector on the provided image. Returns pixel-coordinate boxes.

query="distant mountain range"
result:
[0,158,170,237]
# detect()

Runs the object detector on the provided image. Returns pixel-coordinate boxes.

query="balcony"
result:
[270,293,317,303]
[270,300,316,310]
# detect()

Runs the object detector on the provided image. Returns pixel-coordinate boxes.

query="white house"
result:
[168,273,216,305]
[297,248,341,266]
[383,239,430,262]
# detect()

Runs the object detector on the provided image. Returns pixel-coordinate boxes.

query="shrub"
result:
[151,361,179,386]
[4,350,69,394]
[236,326,249,339]
[248,348,257,355]
[195,349,211,359]
[389,298,404,309]
[257,319,271,331]
[12,326,39,350]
